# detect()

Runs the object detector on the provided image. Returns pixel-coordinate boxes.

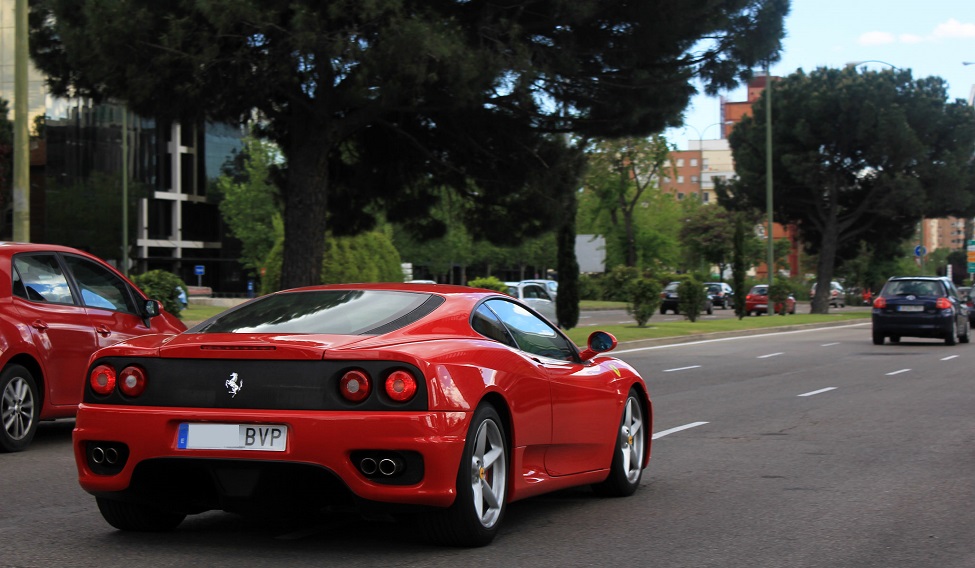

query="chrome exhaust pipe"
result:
[105,447,119,465]
[91,446,105,464]
[378,457,401,476]
[360,457,378,476]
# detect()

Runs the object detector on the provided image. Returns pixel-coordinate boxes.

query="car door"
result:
[60,253,155,350]
[487,299,617,476]
[12,253,98,407]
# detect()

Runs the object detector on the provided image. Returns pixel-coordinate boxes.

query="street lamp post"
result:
[765,61,774,309]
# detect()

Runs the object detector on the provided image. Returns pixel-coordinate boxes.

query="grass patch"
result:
[564,312,870,344]
[179,303,231,324]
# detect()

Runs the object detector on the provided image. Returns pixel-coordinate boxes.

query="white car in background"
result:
[505,281,558,326]
[521,279,559,300]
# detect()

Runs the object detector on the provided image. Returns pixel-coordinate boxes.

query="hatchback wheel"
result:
[872,332,885,345]
[0,365,39,452]
[945,319,957,346]
[960,320,971,344]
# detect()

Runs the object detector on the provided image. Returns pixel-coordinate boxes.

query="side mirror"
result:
[578,331,618,361]
[142,299,160,318]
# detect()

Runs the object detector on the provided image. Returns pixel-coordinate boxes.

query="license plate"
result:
[898,305,924,312]
[177,423,287,451]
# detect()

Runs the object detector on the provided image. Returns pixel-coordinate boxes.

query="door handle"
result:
[95,325,112,337]
[31,319,48,331]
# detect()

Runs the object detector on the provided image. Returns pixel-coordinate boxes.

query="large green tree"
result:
[29,0,788,289]
[719,66,975,313]
[214,136,282,277]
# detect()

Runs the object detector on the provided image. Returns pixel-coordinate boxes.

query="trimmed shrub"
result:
[468,276,508,293]
[677,276,707,322]
[130,270,187,316]
[602,265,640,302]
[627,277,662,327]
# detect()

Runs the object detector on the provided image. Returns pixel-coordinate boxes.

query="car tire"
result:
[872,332,885,345]
[890,336,901,344]
[593,388,646,498]
[790,303,797,315]
[706,304,713,315]
[425,404,508,547]
[660,306,666,315]
[946,319,957,346]
[95,497,186,531]
[0,364,39,453]
[960,320,970,344]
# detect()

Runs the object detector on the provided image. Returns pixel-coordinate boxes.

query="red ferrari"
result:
[74,283,652,546]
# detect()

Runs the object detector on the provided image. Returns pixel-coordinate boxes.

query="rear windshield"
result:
[882,280,944,297]
[194,290,441,334]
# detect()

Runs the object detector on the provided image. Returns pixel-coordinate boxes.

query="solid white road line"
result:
[886,369,911,376]
[663,365,702,372]
[821,342,840,347]
[652,421,709,440]
[757,352,783,359]
[941,355,959,361]
[798,387,837,397]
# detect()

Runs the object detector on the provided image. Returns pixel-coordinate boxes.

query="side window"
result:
[62,255,139,314]
[526,285,551,301]
[13,254,77,304]
[471,304,517,348]
[485,299,575,361]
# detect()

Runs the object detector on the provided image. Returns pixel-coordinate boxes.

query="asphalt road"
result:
[3,322,973,567]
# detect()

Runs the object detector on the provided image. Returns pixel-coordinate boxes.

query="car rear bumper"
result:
[872,312,953,338]
[73,404,469,510]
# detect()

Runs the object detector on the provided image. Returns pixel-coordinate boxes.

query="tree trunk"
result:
[280,126,330,290]
[811,189,840,314]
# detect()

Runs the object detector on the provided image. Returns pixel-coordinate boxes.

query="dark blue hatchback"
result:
[871,276,970,345]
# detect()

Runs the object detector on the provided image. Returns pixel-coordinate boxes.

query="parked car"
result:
[810,281,845,308]
[659,281,714,315]
[0,243,186,452]
[959,286,973,309]
[521,279,558,300]
[871,276,969,345]
[505,281,558,326]
[72,283,651,546]
[745,284,796,315]
[704,282,734,309]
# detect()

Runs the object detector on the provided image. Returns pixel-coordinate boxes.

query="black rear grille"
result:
[84,358,427,411]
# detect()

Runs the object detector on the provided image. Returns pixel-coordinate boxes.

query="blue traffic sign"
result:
[194,265,205,276]
[914,245,927,257]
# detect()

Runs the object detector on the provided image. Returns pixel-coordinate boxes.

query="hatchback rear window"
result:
[882,281,944,297]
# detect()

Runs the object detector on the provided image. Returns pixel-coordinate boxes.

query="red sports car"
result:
[0,243,186,452]
[74,283,651,546]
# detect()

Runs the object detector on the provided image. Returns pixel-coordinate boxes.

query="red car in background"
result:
[745,284,797,316]
[1,243,186,452]
[73,283,651,546]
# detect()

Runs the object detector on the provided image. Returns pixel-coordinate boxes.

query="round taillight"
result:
[119,365,147,397]
[339,369,371,402]
[873,297,887,309]
[89,364,117,395]
[385,370,418,403]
